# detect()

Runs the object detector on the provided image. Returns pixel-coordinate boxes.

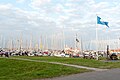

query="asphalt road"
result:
[42,69,120,80]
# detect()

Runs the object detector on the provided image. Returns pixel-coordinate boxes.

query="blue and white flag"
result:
[97,16,109,28]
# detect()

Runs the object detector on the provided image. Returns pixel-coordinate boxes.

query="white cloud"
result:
[31,0,51,9]
[0,4,12,11]
[110,29,120,32]
[16,0,25,3]
[1,0,120,49]
[55,4,64,12]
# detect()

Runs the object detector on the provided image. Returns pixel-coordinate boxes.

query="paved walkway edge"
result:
[1,57,108,71]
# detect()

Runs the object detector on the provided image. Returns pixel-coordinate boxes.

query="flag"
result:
[97,16,109,28]
[76,38,79,42]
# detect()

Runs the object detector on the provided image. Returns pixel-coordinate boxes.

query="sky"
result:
[0,0,120,50]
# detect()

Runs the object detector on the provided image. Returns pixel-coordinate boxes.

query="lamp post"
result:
[107,45,109,60]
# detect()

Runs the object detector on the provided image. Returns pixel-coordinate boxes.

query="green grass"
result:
[12,56,120,69]
[0,58,90,80]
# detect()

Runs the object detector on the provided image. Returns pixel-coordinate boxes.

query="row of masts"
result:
[0,33,67,51]
[0,33,119,51]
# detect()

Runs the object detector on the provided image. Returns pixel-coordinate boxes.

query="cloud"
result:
[1,0,120,49]
[16,0,25,3]
[30,0,51,9]
[0,4,13,11]
[109,29,120,32]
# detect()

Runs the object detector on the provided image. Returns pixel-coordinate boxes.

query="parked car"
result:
[110,53,118,60]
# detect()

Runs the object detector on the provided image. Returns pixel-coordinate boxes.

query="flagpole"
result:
[80,37,83,55]
[62,26,66,50]
[96,15,99,60]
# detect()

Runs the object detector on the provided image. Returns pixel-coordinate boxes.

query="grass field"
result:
[12,56,120,69]
[0,58,90,80]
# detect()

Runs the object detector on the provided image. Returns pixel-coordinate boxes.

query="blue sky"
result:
[0,0,120,50]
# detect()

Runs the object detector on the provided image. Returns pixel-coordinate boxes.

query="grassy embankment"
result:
[12,56,120,69]
[0,58,90,80]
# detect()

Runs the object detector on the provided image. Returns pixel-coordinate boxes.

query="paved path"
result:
[8,57,107,71]
[41,68,120,80]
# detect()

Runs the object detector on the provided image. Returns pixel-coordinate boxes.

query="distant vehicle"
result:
[60,53,65,57]
[34,52,43,56]
[65,54,70,57]
[72,53,79,58]
[28,53,34,56]
[43,51,48,56]
[109,52,118,60]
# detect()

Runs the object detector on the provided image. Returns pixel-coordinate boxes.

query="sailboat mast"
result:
[0,35,2,49]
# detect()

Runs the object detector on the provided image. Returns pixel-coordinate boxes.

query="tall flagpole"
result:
[62,26,65,50]
[96,15,99,60]
[80,37,83,55]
